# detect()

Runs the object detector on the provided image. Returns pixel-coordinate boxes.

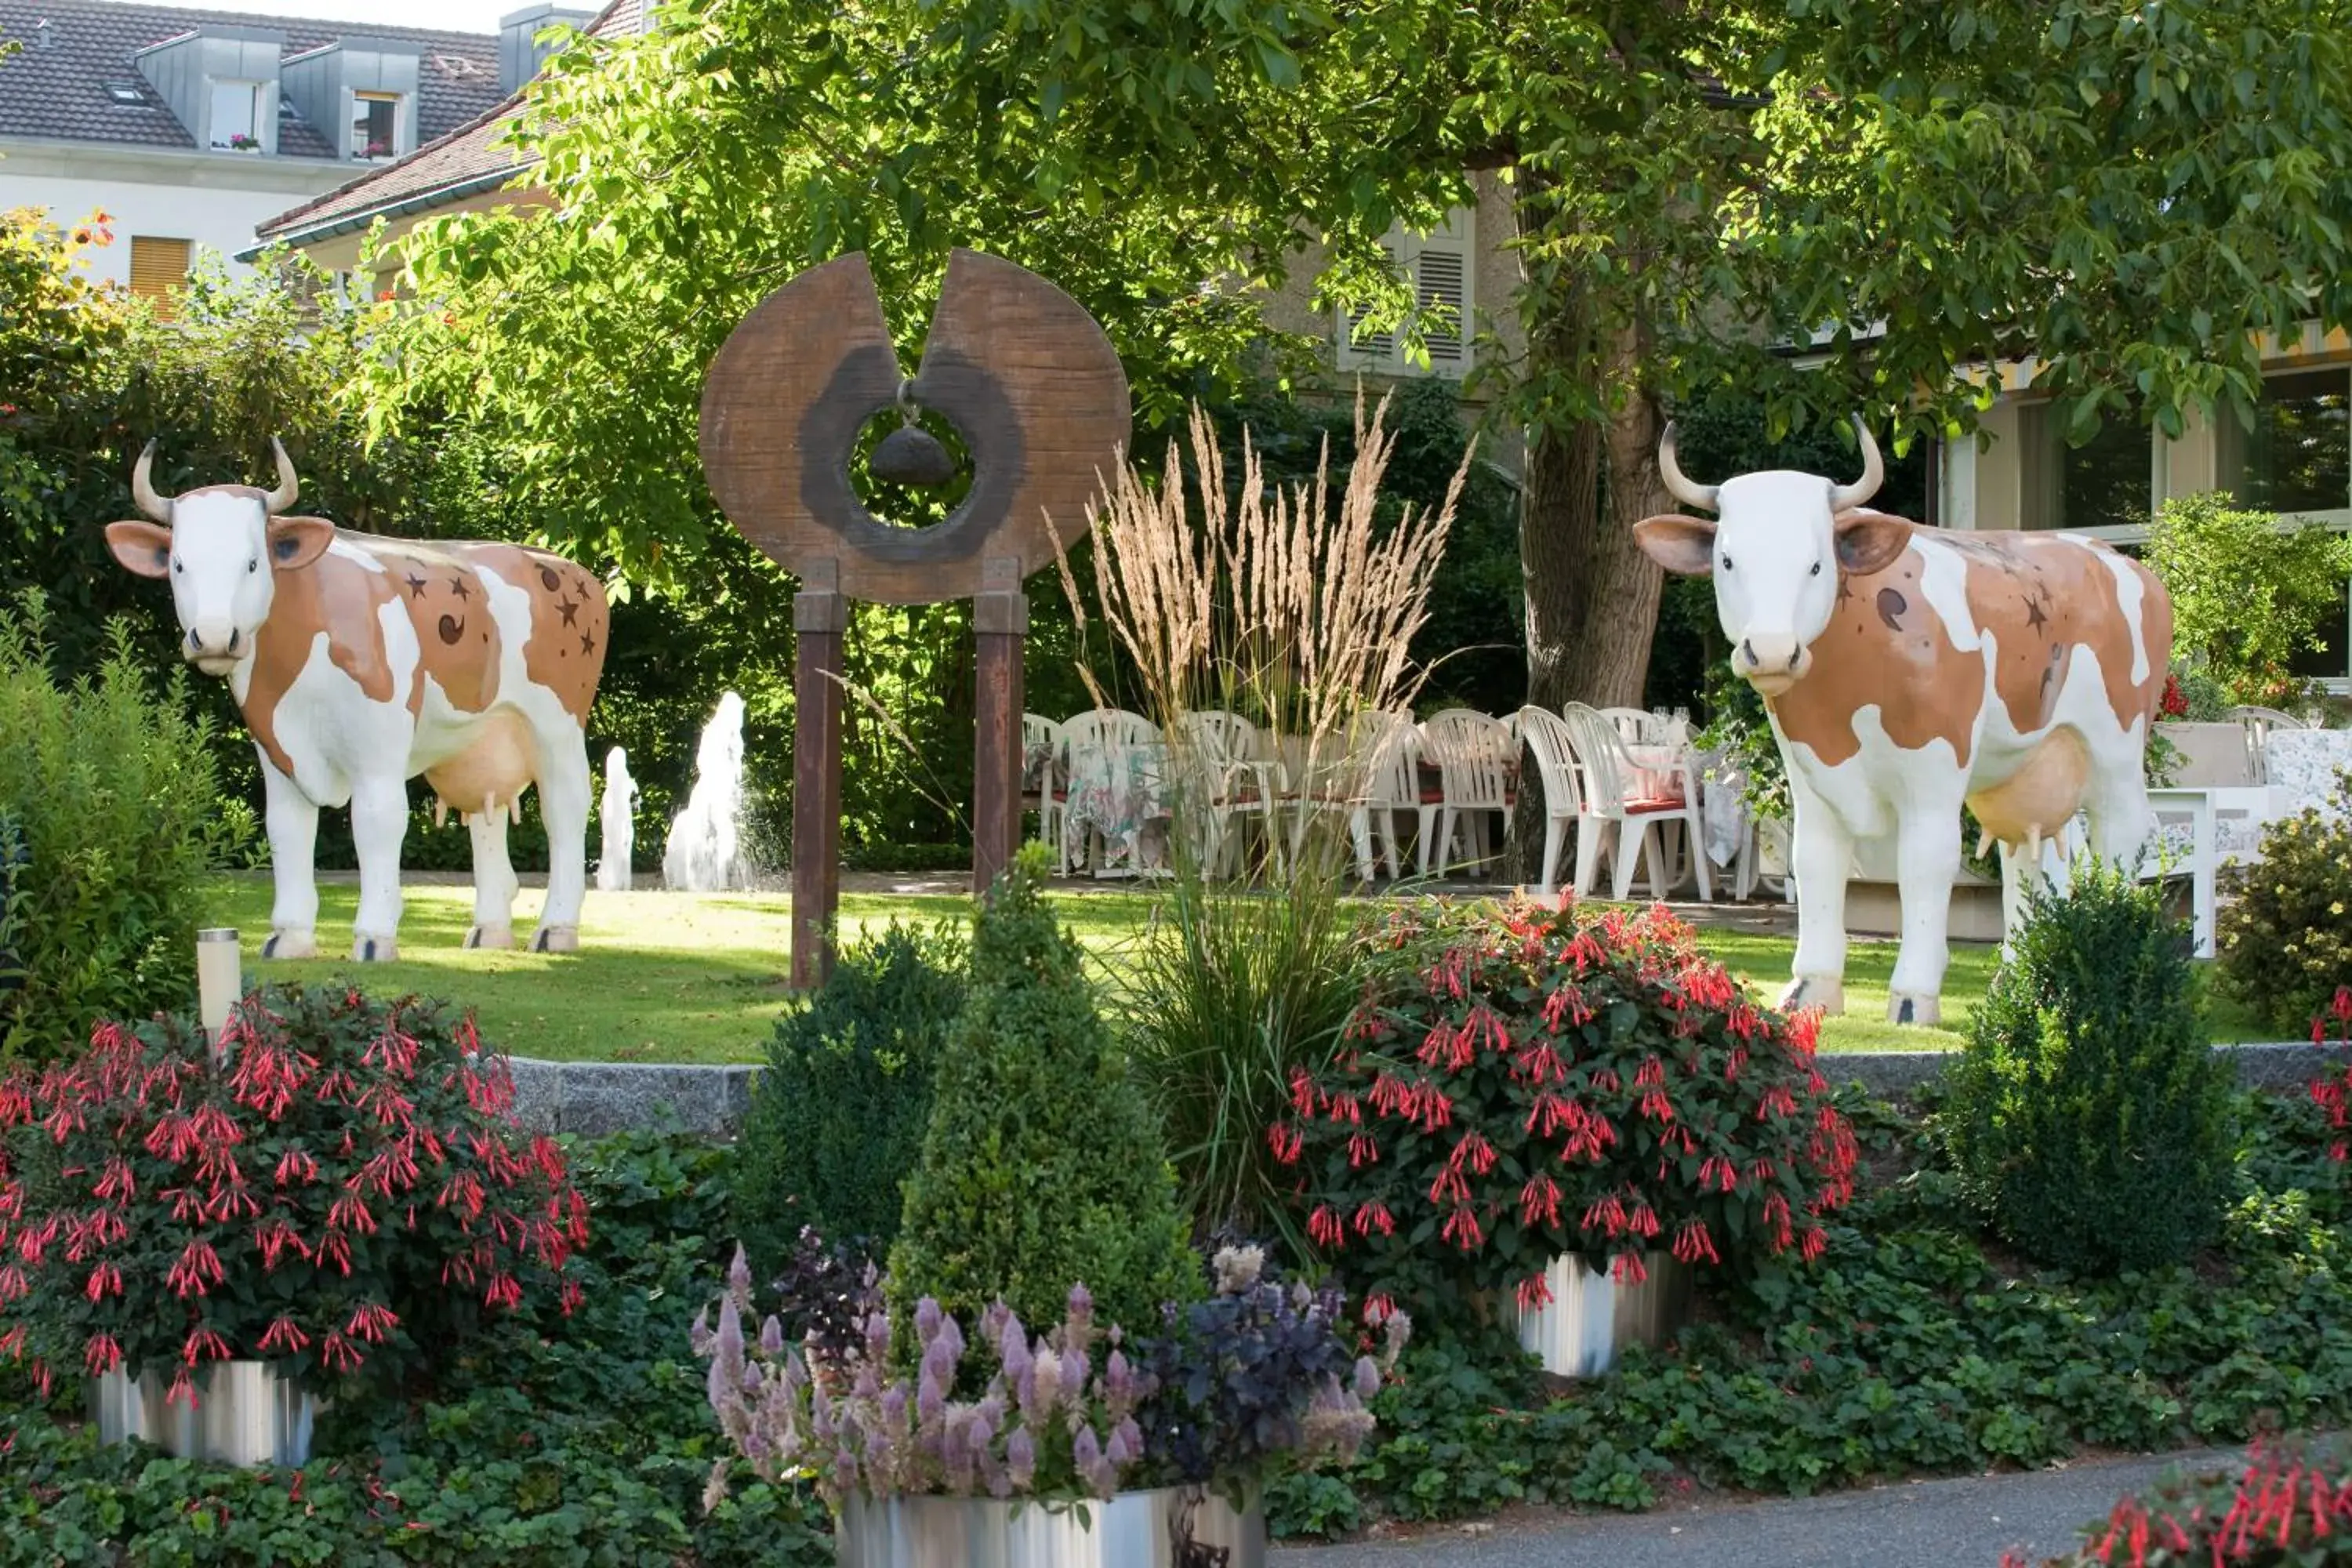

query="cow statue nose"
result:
[186,620,239,661]
[1737,632,1810,691]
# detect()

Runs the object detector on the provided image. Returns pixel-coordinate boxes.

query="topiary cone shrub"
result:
[0,985,587,1403]
[1273,899,1858,1324]
[1947,859,2235,1276]
[731,920,967,1277]
[887,844,1196,1340]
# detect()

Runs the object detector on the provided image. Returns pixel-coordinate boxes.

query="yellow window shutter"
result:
[129,237,192,317]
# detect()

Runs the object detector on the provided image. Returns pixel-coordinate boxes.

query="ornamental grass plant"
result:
[1062,394,1467,1247]
[1275,898,1858,1324]
[0,985,586,1402]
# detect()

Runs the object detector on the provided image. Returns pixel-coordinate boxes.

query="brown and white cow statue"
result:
[106,439,610,962]
[1635,418,2173,1025]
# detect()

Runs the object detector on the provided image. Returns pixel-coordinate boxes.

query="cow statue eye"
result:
[172,558,183,575]
[1720,554,1734,572]
[1810,561,1822,576]
[248,557,260,574]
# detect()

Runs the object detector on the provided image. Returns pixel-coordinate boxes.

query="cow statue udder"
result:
[107,439,609,961]
[1635,418,2173,1025]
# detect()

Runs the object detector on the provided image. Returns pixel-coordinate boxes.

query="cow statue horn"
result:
[131,438,172,522]
[1656,422,1719,512]
[261,437,299,514]
[1830,415,1883,511]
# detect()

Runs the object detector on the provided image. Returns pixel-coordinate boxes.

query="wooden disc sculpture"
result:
[699,249,1130,986]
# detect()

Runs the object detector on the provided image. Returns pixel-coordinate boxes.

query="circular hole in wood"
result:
[851,406,973,530]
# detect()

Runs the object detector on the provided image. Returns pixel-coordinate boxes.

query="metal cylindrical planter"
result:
[835,1483,1265,1568]
[90,1361,320,1467]
[1510,1250,1691,1378]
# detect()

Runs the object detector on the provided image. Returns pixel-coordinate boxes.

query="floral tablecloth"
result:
[1061,742,1171,874]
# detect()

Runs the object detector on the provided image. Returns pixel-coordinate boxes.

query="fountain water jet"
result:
[596,746,639,892]
[662,692,753,891]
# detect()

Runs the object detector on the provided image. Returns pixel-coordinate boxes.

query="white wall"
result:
[0,140,350,287]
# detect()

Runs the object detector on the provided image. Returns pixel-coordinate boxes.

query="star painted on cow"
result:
[2024,593,2051,633]
[557,595,580,626]
[579,630,598,656]
[448,578,471,601]
[404,572,427,599]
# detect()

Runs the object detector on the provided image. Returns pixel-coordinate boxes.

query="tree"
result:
[374,0,2352,721]
[2145,491,2352,706]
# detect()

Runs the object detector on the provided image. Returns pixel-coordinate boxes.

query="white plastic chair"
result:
[1417,710,1516,877]
[1059,709,1160,875]
[1022,713,1062,854]
[1515,707,1588,896]
[1171,710,1281,877]
[1559,703,1712,902]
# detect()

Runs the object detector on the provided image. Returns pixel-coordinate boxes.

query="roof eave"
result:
[235,162,538,260]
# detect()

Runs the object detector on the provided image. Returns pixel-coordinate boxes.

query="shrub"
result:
[0,604,248,1063]
[887,844,1196,1338]
[2145,490,2352,708]
[731,920,967,1273]
[2218,768,2352,1037]
[1274,899,1857,1324]
[0,985,586,1400]
[1947,859,2235,1275]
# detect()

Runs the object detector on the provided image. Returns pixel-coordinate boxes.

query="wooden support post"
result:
[972,555,1028,898]
[792,561,846,989]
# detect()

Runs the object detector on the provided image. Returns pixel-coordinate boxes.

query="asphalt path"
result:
[1274,1450,2234,1567]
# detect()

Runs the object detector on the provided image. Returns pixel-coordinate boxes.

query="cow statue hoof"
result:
[350,934,401,964]
[1779,975,1845,1016]
[261,928,318,960]
[1887,993,1942,1028]
[464,924,515,951]
[531,924,579,954]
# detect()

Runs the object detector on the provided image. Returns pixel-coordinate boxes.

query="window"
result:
[128,237,192,318]
[209,79,264,150]
[2019,400,2153,532]
[352,92,400,160]
[107,82,145,105]
[2222,367,2352,521]
[1335,209,1475,379]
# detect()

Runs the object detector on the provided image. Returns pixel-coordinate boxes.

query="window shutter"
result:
[1338,241,1399,366]
[129,237,191,318]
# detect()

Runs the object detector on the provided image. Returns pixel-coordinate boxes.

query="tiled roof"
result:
[251,0,637,245]
[0,0,503,157]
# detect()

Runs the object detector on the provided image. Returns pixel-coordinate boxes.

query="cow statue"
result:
[1634,418,2172,1025]
[105,439,610,962]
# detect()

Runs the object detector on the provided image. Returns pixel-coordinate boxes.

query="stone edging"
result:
[507,1040,2352,1137]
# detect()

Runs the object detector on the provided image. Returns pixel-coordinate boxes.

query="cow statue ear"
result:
[267,516,336,572]
[1634,514,1719,576]
[1833,509,1914,575]
[104,520,174,579]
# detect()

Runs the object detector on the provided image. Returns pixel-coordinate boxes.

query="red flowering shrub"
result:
[0,985,586,1404]
[1271,899,1857,1320]
[2002,1436,2352,1566]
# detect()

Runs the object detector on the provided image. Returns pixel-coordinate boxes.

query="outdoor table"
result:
[1060,739,1171,877]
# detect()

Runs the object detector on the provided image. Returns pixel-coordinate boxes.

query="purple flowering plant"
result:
[696,1247,1151,1508]
[695,1243,1405,1510]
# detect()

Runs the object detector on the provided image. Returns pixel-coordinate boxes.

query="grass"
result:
[200,874,2274,1064]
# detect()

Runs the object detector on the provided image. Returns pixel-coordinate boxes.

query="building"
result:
[0,0,514,300]
[243,1,624,274]
[1941,330,2352,692]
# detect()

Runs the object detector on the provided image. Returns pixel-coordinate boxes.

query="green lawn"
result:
[199,875,2269,1063]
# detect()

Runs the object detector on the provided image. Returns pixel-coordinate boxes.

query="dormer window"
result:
[107,83,146,105]
[209,79,266,150]
[352,92,400,160]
